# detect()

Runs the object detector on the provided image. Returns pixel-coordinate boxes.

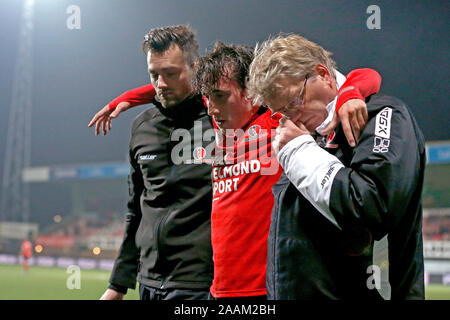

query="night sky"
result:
[0,0,448,221]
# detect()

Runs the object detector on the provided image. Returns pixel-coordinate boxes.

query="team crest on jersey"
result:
[245,124,267,142]
[325,131,339,149]
[248,125,261,137]
[193,147,206,160]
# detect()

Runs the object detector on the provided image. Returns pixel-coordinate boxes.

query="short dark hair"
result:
[142,24,199,67]
[193,41,254,94]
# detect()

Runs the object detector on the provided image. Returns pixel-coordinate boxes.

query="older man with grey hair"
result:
[247,34,426,300]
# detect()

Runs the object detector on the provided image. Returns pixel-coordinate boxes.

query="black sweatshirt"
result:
[109,95,214,293]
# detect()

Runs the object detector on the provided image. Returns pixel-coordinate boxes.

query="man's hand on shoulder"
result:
[322,98,368,147]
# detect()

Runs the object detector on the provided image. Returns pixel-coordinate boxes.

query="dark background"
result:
[0,0,448,224]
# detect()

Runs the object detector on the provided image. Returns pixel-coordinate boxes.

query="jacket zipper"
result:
[271,184,284,300]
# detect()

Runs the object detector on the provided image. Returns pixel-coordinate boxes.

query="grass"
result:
[0,264,449,300]
[0,265,139,300]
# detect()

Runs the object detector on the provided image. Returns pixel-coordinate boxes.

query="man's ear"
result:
[241,88,253,104]
[241,88,248,99]
[314,64,334,87]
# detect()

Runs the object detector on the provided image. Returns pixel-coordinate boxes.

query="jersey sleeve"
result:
[108,84,156,110]
[336,68,382,112]
[277,101,424,241]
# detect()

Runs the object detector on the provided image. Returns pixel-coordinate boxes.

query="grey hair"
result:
[247,33,336,105]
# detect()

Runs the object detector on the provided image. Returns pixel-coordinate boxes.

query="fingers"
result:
[102,117,108,136]
[350,114,361,143]
[278,116,287,126]
[363,104,369,122]
[88,112,101,127]
[321,113,339,136]
[357,109,366,131]
[340,112,356,147]
[95,116,102,136]
[94,116,109,136]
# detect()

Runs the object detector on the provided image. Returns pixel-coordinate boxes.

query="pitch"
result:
[0,265,139,300]
[0,264,448,300]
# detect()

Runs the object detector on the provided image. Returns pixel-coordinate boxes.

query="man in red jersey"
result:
[20,236,33,273]
[88,40,381,299]
[193,42,282,299]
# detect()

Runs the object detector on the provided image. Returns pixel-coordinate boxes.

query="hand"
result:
[273,117,309,154]
[88,101,132,136]
[100,288,125,300]
[322,99,368,147]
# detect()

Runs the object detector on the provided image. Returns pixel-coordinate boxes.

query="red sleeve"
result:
[336,68,382,112]
[108,84,156,111]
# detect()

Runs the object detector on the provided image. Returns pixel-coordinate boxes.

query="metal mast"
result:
[1,0,35,222]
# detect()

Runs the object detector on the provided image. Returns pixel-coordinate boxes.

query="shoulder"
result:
[366,94,419,131]
[363,94,425,150]
[255,108,279,129]
[131,106,161,132]
[366,94,409,116]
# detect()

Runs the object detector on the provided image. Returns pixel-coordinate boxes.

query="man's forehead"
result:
[265,80,294,107]
[215,76,241,90]
[147,45,188,68]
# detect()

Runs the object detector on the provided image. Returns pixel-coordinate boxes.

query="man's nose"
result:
[157,75,168,89]
[207,100,218,117]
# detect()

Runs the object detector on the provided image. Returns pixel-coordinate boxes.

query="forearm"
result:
[109,210,141,289]
[109,84,156,110]
[277,134,344,229]
[336,68,382,111]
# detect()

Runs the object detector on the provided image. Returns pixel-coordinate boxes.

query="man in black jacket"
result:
[247,34,425,299]
[100,25,214,300]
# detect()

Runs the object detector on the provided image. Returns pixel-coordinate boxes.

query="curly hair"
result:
[193,41,254,94]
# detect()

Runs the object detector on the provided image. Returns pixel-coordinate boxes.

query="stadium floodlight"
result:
[1,0,35,223]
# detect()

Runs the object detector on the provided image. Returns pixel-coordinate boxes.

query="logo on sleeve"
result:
[373,136,390,153]
[373,107,392,153]
[139,154,157,161]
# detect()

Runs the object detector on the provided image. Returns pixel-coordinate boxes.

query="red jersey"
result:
[21,240,32,258]
[210,109,282,297]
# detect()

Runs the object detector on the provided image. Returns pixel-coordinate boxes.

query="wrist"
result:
[336,87,364,112]
[108,283,128,294]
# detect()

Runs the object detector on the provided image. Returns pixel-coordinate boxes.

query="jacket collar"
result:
[154,94,206,121]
